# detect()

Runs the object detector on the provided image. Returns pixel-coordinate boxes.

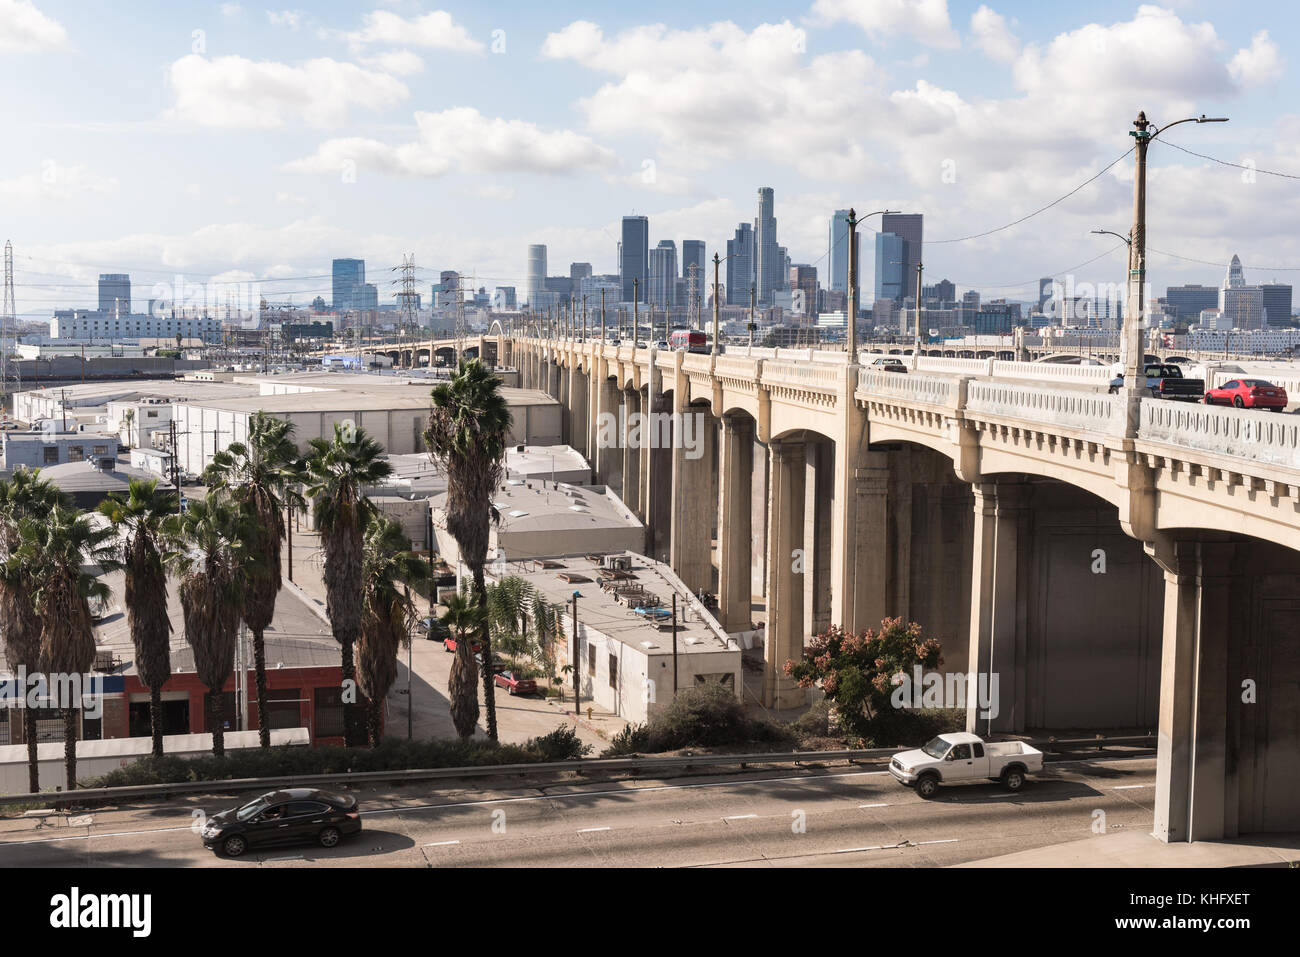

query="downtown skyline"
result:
[4,1,1300,317]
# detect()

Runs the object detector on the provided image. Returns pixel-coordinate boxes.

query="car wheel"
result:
[1003,768,1025,791]
[916,775,939,799]
[318,826,341,848]
[1233,396,1244,408]
[222,835,248,857]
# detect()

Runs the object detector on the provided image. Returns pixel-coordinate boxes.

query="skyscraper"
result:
[98,274,131,314]
[828,210,859,294]
[648,240,678,308]
[880,213,923,304]
[526,244,547,310]
[726,223,755,306]
[331,259,365,312]
[874,233,904,303]
[682,240,705,289]
[755,187,780,304]
[620,216,649,303]
[1261,282,1293,327]
[570,262,593,283]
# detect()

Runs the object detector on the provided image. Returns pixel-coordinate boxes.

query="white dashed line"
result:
[725,814,758,820]
[577,826,611,833]
[423,840,460,847]
[1112,785,1151,790]
[858,803,890,808]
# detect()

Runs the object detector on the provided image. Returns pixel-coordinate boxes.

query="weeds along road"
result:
[0,755,1158,868]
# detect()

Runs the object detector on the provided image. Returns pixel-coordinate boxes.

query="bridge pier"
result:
[621,388,641,515]
[669,402,716,593]
[717,413,754,633]
[763,439,807,709]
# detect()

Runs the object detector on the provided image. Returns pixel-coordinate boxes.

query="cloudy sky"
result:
[3,0,1298,317]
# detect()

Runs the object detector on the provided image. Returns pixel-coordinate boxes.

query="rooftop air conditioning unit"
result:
[603,555,631,572]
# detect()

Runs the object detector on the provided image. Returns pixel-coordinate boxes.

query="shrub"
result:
[600,683,796,756]
[603,722,652,756]
[523,726,592,762]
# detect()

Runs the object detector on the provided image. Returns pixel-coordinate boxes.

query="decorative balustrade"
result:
[713,355,762,380]
[915,356,990,376]
[992,359,1113,384]
[761,360,842,392]
[856,369,959,406]
[681,353,714,374]
[1140,400,1300,470]
[967,381,1118,433]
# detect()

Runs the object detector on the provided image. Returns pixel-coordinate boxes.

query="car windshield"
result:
[921,737,952,758]
[1244,379,1272,387]
[235,797,273,822]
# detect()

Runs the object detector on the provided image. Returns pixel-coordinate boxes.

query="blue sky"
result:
[3,0,1300,317]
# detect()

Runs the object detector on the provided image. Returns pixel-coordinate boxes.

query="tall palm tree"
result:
[20,506,117,790]
[357,515,427,747]
[486,575,541,659]
[165,492,251,758]
[203,411,305,748]
[425,358,512,741]
[304,423,392,747]
[0,472,66,792]
[440,591,485,739]
[97,478,178,758]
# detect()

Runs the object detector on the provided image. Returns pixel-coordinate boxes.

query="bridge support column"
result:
[832,448,891,634]
[570,369,588,459]
[642,387,671,561]
[805,441,834,637]
[669,404,714,592]
[621,389,641,514]
[1153,540,1237,843]
[717,413,754,633]
[592,376,618,483]
[763,440,807,709]
[965,481,1028,734]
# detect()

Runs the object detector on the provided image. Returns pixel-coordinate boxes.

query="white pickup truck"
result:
[888,732,1043,798]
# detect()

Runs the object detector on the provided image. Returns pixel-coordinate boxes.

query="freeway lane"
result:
[0,756,1157,868]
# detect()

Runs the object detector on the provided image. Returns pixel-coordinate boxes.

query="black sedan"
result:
[200,788,361,857]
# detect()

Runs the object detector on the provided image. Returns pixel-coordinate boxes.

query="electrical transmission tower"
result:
[2,240,14,407]
[394,254,418,368]
[454,271,468,364]
[686,262,699,332]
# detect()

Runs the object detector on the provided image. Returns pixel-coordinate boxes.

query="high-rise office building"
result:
[1261,282,1293,327]
[789,264,818,320]
[726,223,755,306]
[1165,284,1220,323]
[755,187,780,304]
[620,216,649,303]
[526,245,547,309]
[923,279,956,306]
[436,270,460,309]
[570,262,593,283]
[828,210,859,294]
[493,287,517,310]
[682,240,706,289]
[332,259,365,312]
[874,233,905,303]
[1038,277,1054,313]
[879,213,923,304]
[648,240,678,309]
[1220,254,1264,329]
[98,274,131,315]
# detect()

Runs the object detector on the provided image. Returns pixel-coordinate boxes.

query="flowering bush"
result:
[785,617,943,740]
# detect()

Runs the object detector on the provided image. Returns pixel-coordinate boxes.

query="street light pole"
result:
[845,208,896,362]
[712,253,722,355]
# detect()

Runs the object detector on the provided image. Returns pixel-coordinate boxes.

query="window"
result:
[43,446,59,464]
[608,653,618,688]
[950,743,972,760]
[67,446,84,462]
[146,410,158,418]
[588,644,597,675]
[693,673,736,693]
[285,801,330,817]
[314,686,345,738]
[973,743,984,758]
[267,688,302,730]
[92,445,109,456]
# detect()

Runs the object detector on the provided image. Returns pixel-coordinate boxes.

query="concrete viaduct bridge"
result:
[307,335,498,369]
[504,334,1300,843]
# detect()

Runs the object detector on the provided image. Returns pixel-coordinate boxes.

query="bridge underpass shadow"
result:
[929,778,1103,806]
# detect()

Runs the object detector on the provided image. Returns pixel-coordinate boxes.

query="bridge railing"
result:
[1140,399,1300,470]
[915,356,991,376]
[967,381,1119,433]
[681,352,714,374]
[1206,367,1300,396]
[714,355,761,380]
[857,369,959,406]
[761,359,842,392]
[992,359,1113,385]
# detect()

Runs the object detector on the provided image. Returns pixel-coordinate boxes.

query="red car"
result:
[1203,378,1288,411]
[493,670,537,696]
[444,636,483,654]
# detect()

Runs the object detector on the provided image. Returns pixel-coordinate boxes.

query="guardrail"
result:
[0,736,1156,808]
[967,381,1119,433]
[857,369,959,406]
[1139,399,1300,469]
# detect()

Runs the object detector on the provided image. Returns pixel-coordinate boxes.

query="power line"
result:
[1159,139,1300,181]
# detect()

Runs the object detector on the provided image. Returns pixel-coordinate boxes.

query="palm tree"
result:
[203,411,305,748]
[425,358,512,741]
[486,575,541,659]
[97,478,178,758]
[20,506,117,790]
[304,423,392,747]
[165,492,251,758]
[440,591,485,738]
[0,472,66,791]
[357,515,427,747]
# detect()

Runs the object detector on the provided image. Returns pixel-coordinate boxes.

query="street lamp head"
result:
[1197,115,1229,123]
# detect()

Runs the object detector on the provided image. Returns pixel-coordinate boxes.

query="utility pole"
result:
[913,260,924,366]
[846,209,860,361]
[712,253,722,355]
[749,285,756,348]
[600,288,606,342]
[571,591,581,709]
[632,278,639,353]
[671,593,679,697]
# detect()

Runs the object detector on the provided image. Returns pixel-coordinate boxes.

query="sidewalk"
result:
[955,830,1300,867]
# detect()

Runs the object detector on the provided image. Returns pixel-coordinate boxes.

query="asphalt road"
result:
[0,755,1158,868]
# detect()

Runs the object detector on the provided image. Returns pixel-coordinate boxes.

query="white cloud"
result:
[1229,31,1283,88]
[220,3,242,17]
[275,191,308,205]
[0,0,66,52]
[347,9,482,53]
[473,184,517,201]
[360,49,425,76]
[0,162,118,202]
[541,19,889,181]
[266,9,304,30]
[164,54,408,128]
[970,5,1018,63]
[285,107,618,178]
[809,0,959,49]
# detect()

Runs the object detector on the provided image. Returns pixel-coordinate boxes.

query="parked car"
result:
[1109,363,1204,401]
[494,670,538,696]
[473,650,508,674]
[1202,378,1288,411]
[444,635,483,654]
[417,616,450,641]
[888,732,1043,798]
[200,788,361,857]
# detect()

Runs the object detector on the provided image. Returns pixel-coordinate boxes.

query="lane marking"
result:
[423,840,460,847]
[858,803,889,808]
[725,814,758,820]
[577,826,611,833]
[1112,785,1150,790]
[263,854,304,862]
[916,839,959,846]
